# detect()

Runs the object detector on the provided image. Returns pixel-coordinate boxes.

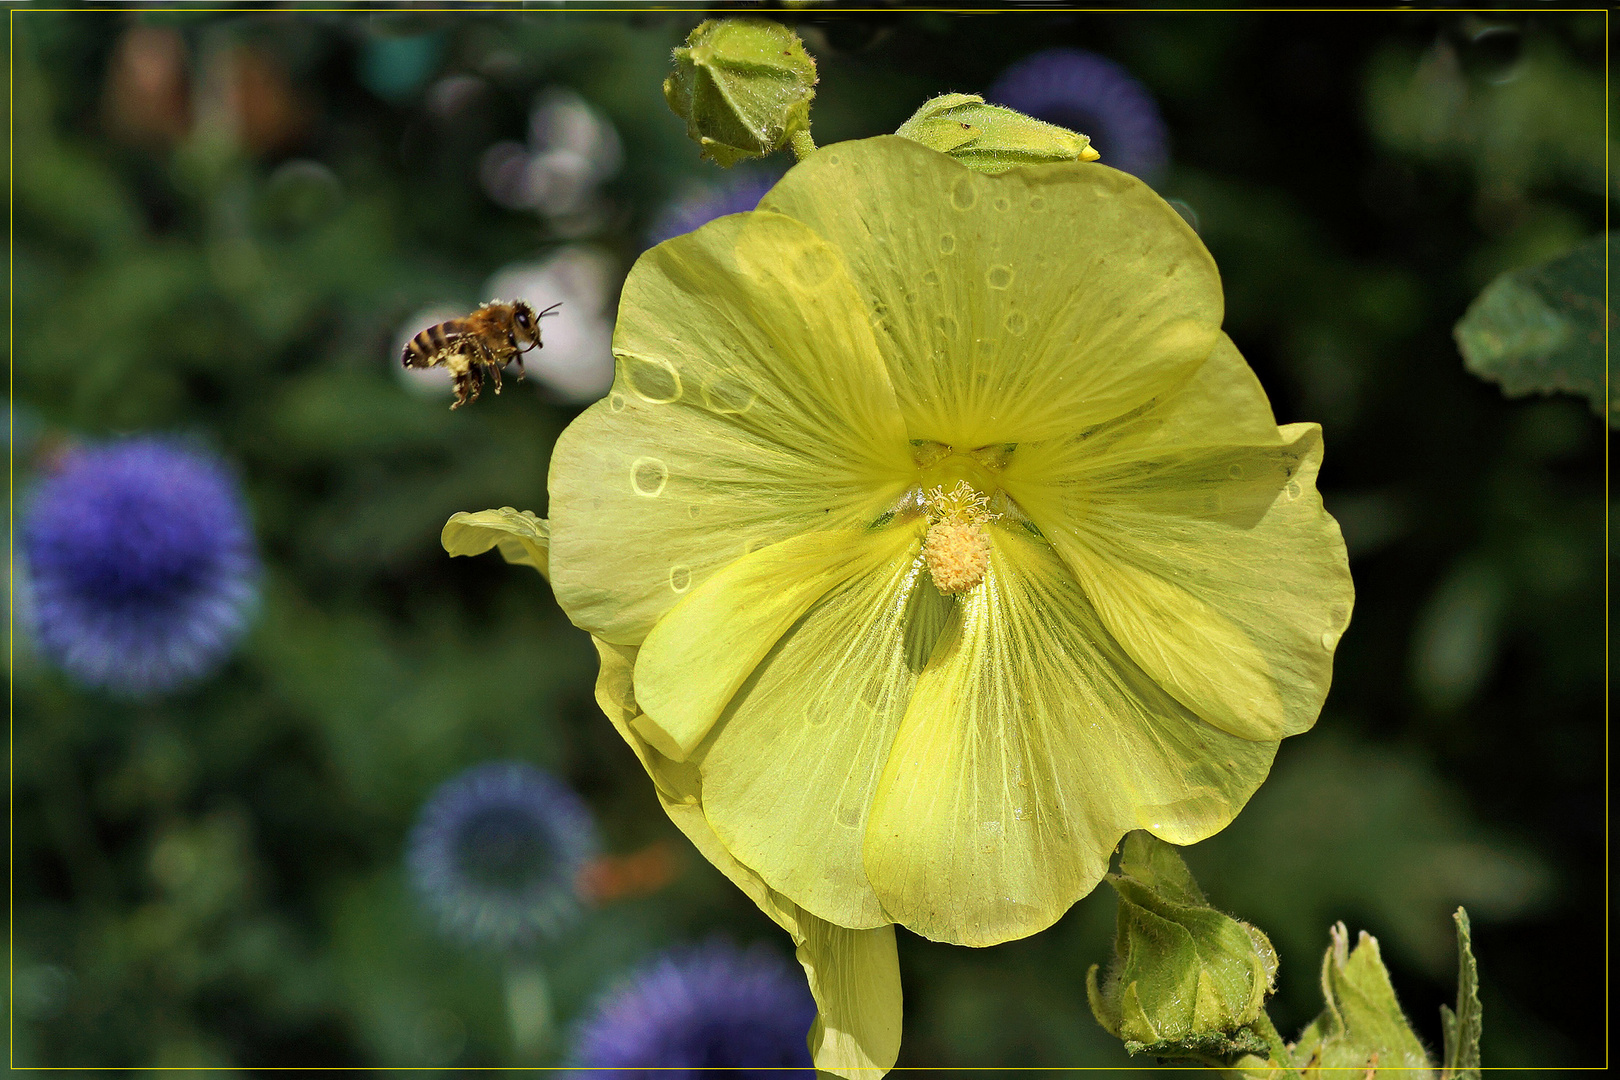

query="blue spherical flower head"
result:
[988,47,1169,183]
[20,436,259,697]
[645,171,783,248]
[572,940,815,1079]
[408,761,600,947]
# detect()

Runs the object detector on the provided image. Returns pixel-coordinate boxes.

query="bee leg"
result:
[450,369,472,409]
[446,349,480,410]
[506,338,525,383]
[466,338,503,395]
[476,343,504,396]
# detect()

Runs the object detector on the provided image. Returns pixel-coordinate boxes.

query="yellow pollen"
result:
[924,520,991,594]
[920,481,996,594]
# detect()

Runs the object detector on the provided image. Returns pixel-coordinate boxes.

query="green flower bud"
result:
[1291,923,1433,1079]
[663,18,818,167]
[895,93,1100,174]
[1086,832,1278,1059]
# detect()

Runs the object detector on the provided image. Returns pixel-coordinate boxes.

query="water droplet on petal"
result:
[950,176,977,211]
[703,375,756,415]
[938,233,956,254]
[630,457,668,497]
[806,700,830,728]
[986,264,1014,290]
[1167,198,1201,234]
[668,565,691,592]
[789,243,838,289]
[623,356,682,404]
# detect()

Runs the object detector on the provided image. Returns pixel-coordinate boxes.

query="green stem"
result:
[504,961,553,1061]
[788,126,817,160]
[1252,1010,1304,1080]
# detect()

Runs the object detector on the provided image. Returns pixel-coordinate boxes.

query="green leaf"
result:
[1454,233,1613,424]
[1440,908,1482,1080]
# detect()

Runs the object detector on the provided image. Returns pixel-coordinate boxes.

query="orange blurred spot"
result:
[103,26,192,148]
[575,840,683,904]
[218,45,307,156]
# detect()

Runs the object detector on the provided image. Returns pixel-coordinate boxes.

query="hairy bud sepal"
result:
[663,18,818,167]
[1289,923,1434,1079]
[1086,832,1278,1061]
[895,93,1099,174]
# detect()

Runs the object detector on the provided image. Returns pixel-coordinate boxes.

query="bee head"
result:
[512,300,561,351]
[511,301,541,349]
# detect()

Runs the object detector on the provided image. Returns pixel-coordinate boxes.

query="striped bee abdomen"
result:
[402,319,467,367]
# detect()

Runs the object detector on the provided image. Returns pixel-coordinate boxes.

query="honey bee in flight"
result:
[402,299,560,409]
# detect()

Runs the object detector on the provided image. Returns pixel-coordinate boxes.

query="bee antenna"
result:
[537,302,563,318]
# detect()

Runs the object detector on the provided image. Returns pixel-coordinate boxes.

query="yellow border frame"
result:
[4,2,1610,1072]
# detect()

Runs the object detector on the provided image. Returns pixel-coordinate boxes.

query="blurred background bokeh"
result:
[7,4,1608,1071]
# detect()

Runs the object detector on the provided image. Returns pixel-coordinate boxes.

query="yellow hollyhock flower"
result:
[447,134,1352,1076]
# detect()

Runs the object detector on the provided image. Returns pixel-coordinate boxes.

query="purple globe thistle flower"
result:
[987,47,1170,183]
[571,940,815,1079]
[645,171,783,248]
[20,436,259,697]
[407,761,600,948]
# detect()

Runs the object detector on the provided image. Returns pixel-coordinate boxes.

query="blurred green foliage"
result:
[1454,233,1613,424]
[9,6,1607,1071]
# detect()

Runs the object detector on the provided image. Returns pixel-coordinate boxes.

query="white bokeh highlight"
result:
[483,246,618,404]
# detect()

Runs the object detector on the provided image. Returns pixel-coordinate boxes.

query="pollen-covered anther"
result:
[921,481,996,594]
[923,520,991,594]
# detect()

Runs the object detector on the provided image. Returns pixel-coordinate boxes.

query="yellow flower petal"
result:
[593,637,709,813]
[441,507,550,579]
[592,637,902,1080]
[693,524,925,929]
[799,915,904,1079]
[635,527,914,761]
[539,140,1347,1037]
[549,210,912,646]
[596,637,804,931]
[863,527,1280,947]
[759,136,1223,447]
[1002,335,1354,741]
